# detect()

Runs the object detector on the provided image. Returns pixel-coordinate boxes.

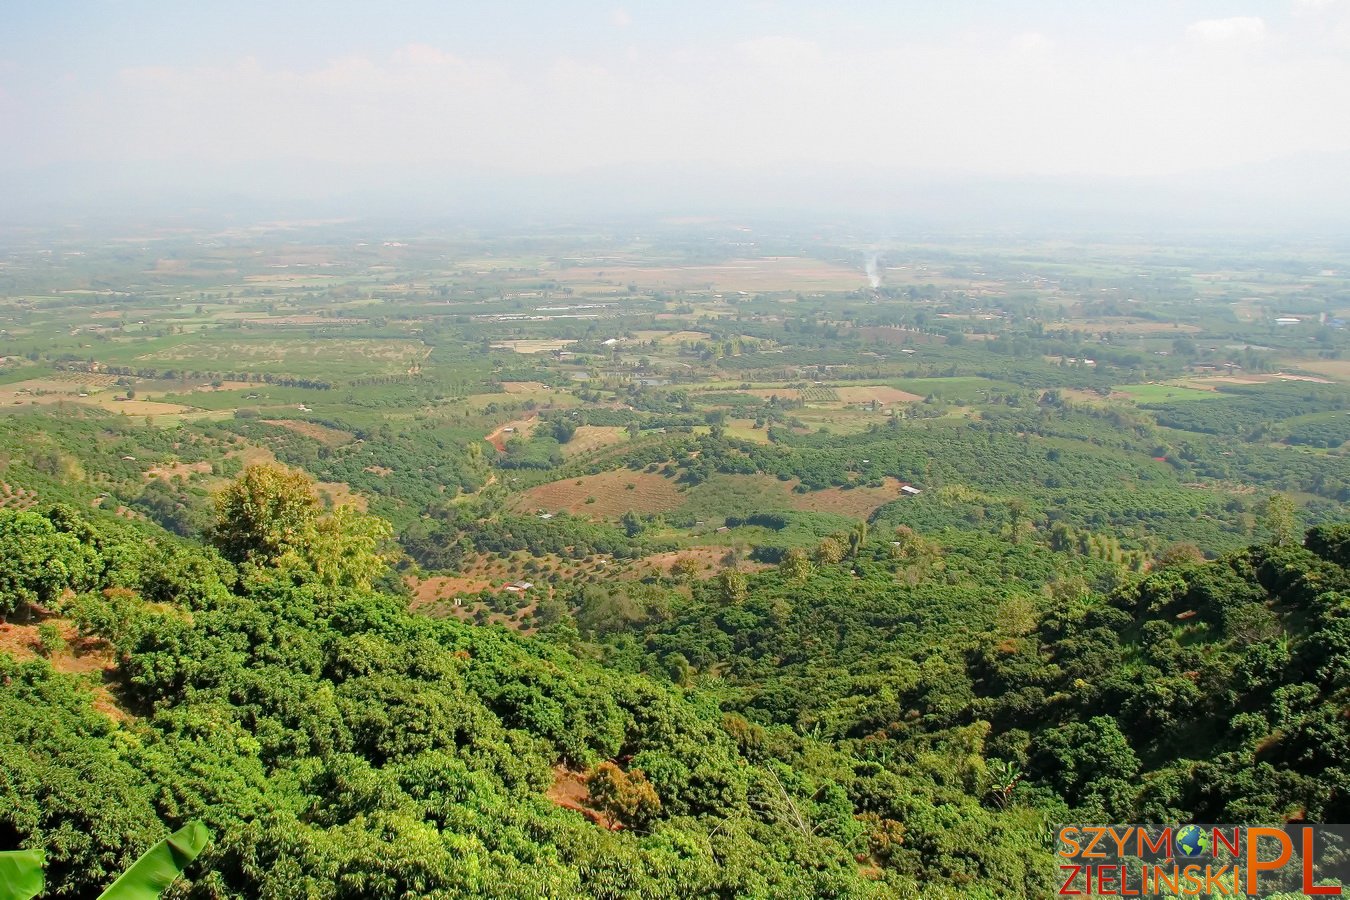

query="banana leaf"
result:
[0,849,44,900]
[97,821,209,900]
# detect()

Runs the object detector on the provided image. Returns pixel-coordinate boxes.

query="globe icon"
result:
[1175,825,1211,858]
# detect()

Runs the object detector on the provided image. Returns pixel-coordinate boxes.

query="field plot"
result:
[1046,320,1202,335]
[632,330,713,345]
[1285,359,1350,383]
[739,388,799,402]
[491,340,575,354]
[113,337,431,378]
[486,417,539,452]
[1117,383,1225,403]
[499,381,551,393]
[560,426,628,457]
[722,419,773,443]
[786,477,912,518]
[262,419,355,447]
[631,547,768,578]
[512,470,684,518]
[409,574,495,608]
[552,257,865,292]
[834,385,923,405]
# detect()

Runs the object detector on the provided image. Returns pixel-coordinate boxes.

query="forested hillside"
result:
[2,464,1347,898]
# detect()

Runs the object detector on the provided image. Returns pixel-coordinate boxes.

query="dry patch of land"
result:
[560,426,628,457]
[546,765,618,830]
[499,381,551,394]
[0,482,38,509]
[0,618,129,722]
[145,460,213,481]
[631,546,768,578]
[736,387,802,401]
[486,416,539,452]
[786,477,910,518]
[1278,360,1347,382]
[834,385,923,405]
[262,419,356,447]
[491,340,575,354]
[513,470,684,518]
[409,574,495,608]
[316,481,366,511]
[632,329,713,345]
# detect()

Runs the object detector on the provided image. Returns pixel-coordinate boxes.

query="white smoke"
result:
[864,253,881,289]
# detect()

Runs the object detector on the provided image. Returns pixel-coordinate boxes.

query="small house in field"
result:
[504,580,533,593]
[901,485,922,496]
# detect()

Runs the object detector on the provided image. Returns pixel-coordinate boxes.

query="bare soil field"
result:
[631,547,769,578]
[499,381,550,393]
[786,477,910,518]
[409,574,495,608]
[834,385,923,405]
[512,470,684,518]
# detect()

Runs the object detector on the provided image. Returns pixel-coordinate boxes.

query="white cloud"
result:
[611,8,632,29]
[1186,17,1267,45]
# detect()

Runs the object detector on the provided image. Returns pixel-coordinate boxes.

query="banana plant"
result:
[0,821,208,900]
[0,849,44,900]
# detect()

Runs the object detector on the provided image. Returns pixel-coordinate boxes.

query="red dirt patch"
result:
[546,765,619,830]
[632,547,768,578]
[409,574,495,607]
[787,477,910,519]
[0,618,130,722]
[486,415,539,452]
[834,385,923,405]
[511,470,684,519]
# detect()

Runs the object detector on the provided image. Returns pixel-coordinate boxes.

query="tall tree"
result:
[208,465,318,565]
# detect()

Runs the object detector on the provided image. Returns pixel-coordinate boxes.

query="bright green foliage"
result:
[96,821,208,899]
[0,850,44,900]
[0,507,103,619]
[35,623,65,658]
[3,467,1349,897]
[0,502,892,898]
[207,464,319,565]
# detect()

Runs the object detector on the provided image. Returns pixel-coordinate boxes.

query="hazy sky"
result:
[2,1,1349,216]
